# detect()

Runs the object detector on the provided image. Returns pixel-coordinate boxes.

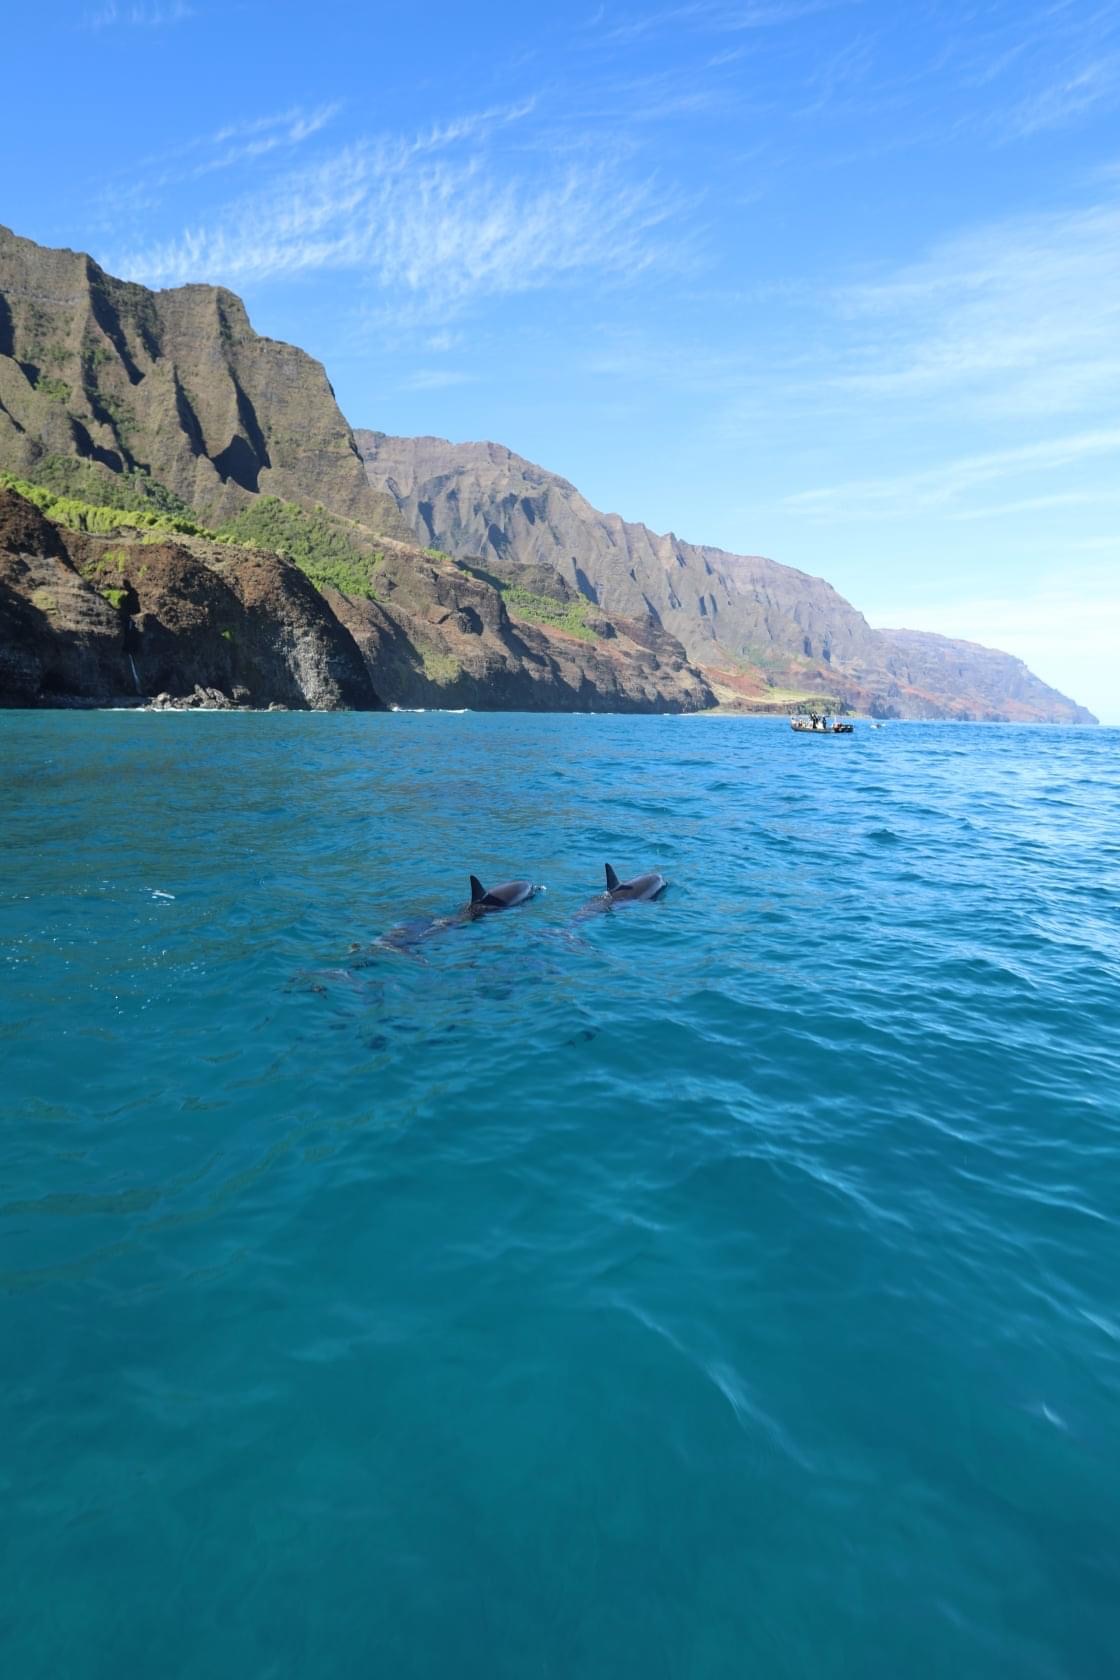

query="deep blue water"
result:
[2,711,1119,1680]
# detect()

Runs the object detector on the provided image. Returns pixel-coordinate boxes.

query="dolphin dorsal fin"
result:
[605,864,620,892]
[469,875,487,904]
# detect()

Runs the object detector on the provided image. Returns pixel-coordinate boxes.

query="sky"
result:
[5,1,1120,720]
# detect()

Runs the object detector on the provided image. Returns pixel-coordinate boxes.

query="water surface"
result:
[2,712,1118,1679]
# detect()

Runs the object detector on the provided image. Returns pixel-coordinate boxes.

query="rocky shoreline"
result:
[0,488,715,716]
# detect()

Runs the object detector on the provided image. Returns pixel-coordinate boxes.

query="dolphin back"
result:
[468,876,534,911]
[604,865,667,902]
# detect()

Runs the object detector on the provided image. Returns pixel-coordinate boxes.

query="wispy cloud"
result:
[402,369,476,390]
[188,105,342,180]
[831,191,1120,417]
[1001,52,1120,137]
[112,103,690,313]
[594,0,849,46]
[88,104,344,229]
[945,0,1120,140]
[786,430,1120,520]
[85,0,195,27]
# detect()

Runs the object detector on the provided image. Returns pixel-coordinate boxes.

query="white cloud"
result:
[940,0,1120,140]
[786,430,1120,520]
[1000,53,1120,137]
[594,0,849,46]
[112,104,687,313]
[402,369,476,390]
[191,105,342,180]
[88,104,345,231]
[831,192,1120,419]
[86,1,194,26]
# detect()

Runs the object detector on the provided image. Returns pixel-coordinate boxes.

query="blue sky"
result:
[7,1,1120,718]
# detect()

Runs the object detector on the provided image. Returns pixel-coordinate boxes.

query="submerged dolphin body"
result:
[368,873,537,957]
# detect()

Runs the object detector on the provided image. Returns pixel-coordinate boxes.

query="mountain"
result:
[0,224,408,538]
[872,629,1094,724]
[355,433,880,671]
[357,431,1096,724]
[0,486,379,711]
[0,230,710,714]
[0,477,711,713]
[323,545,712,713]
[0,226,1095,721]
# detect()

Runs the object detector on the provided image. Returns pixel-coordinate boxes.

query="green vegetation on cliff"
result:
[215,497,384,599]
[14,454,200,519]
[1,470,383,601]
[458,561,600,642]
[0,470,207,536]
[500,584,597,642]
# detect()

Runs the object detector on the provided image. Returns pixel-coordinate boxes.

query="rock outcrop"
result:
[357,431,1095,723]
[0,225,408,536]
[328,543,714,713]
[0,487,712,713]
[0,489,381,710]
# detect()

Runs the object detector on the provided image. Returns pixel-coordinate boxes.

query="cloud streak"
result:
[88,104,345,232]
[402,369,477,390]
[830,190,1120,419]
[786,430,1120,519]
[1000,53,1120,137]
[188,105,342,180]
[594,0,849,46]
[85,1,195,27]
[113,103,688,313]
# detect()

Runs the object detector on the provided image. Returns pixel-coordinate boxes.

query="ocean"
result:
[2,710,1118,1679]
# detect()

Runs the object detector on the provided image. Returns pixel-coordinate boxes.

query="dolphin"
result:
[602,863,667,904]
[360,873,537,961]
[466,875,536,917]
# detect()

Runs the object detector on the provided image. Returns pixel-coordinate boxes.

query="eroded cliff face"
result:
[0,490,380,710]
[0,232,714,715]
[0,226,408,536]
[872,630,1096,725]
[355,432,883,671]
[0,489,713,714]
[329,542,714,713]
[357,431,1096,723]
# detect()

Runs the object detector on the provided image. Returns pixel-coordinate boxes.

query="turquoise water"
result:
[2,711,1118,1680]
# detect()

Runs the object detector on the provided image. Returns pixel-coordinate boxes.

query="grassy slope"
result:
[0,473,384,600]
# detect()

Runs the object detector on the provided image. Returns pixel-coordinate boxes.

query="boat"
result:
[790,708,854,734]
